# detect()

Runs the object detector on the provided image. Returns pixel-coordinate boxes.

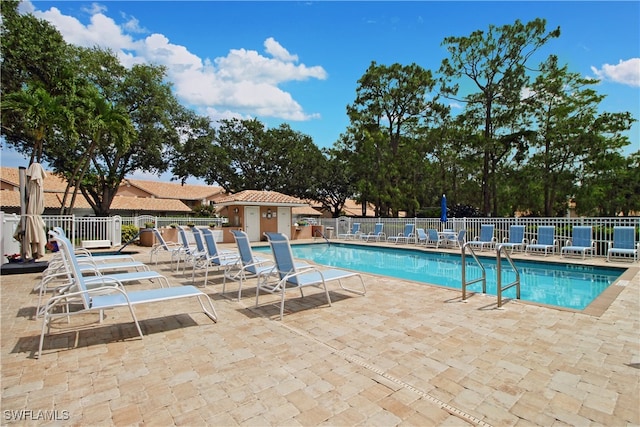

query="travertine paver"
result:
[1,242,638,426]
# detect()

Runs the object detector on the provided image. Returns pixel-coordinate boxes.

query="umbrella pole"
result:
[18,166,27,260]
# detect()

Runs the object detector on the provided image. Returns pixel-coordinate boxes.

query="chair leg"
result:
[280,288,287,320]
[196,295,218,322]
[337,275,367,296]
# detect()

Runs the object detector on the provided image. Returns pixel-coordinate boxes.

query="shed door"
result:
[277,207,291,238]
[244,206,261,241]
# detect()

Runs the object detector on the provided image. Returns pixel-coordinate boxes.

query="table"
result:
[438,230,457,246]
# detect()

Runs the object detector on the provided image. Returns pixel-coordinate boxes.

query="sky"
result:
[2,1,639,183]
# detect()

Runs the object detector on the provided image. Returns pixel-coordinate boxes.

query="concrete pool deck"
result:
[1,240,638,426]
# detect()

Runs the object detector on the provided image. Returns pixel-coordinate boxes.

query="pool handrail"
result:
[461,242,486,301]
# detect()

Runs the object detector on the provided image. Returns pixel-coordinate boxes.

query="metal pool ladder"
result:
[495,243,520,308]
[461,242,521,308]
[461,242,486,301]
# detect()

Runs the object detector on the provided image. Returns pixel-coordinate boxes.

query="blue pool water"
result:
[254,243,624,310]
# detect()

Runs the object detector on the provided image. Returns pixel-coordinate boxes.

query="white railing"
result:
[321,216,640,258]
[120,216,226,228]
[2,211,638,259]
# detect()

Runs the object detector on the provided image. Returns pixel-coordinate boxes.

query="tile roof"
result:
[216,190,307,206]
[124,178,224,200]
[341,199,376,217]
[110,196,191,212]
[292,205,323,216]
[0,189,93,209]
[0,190,191,212]
[0,166,75,193]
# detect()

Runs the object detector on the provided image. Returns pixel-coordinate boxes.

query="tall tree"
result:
[1,84,71,164]
[314,144,358,218]
[1,0,73,164]
[168,109,216,185]
[44,47,189,215]
[439,18,560,215]
[59,86,133,214]
[204,118,324,200]
[346,62,440,217]
[521,56,636,216]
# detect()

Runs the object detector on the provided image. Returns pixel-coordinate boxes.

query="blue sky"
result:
[2,1,639,182]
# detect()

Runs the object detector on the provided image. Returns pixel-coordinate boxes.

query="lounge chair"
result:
[174,226,201,272]
[258,232,366,320]
[338,223,361,240]
[388,224,415,244]
[150,227,183,267]
[415,228,428,245]
[37,232,217,358]
[448,229,467,248]
[498,225,527,253]
[466,224,497,251]
[46,230,171,288]
[526,226,557,256]
[561,226,595,259]
[360,223,385,242]
[51,227,136,263]
[224,230,277,300]
[36,249,152,319]
[424,229,445,248]
[224,230,309,300]
[197,227,240,287]
[607,226,639,262]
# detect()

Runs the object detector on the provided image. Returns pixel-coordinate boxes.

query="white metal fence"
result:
[321,216,640,257]
[1,211,638,259]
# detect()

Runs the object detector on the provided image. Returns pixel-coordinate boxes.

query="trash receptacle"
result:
[325,227,334,239]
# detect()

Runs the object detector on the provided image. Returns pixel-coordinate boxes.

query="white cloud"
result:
[264,37,298,62]
[34,6,135,52]
[591,58,640,87]
[83,3,107,16]
[23,1,327,121]
[121,14,147,34]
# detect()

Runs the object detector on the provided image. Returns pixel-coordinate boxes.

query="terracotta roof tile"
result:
[0,189,93,209]
[341,199,376,217]
[216,190,307,206]
[1,166,75,193]
[110,196,192,212]
[124,178,224,200]
[292,206,323,216]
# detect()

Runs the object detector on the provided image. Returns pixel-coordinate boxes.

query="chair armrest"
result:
[281,265,321,282]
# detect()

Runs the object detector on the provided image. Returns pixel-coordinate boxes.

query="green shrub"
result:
[122,224,139,243]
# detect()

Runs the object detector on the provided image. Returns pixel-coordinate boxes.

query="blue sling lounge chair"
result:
[388,224,415,244]
[224,230,307,300]
[499,225,527,253]
[526,226,557,256]
[467,224,497,251]
[561,226,595,259]
[338,223,361,240]
[258,232,366,320]
[360,223,385,242]
[607,226,639,262]
[37,231,218,359]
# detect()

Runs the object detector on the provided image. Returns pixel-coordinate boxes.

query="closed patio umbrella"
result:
[23,163,47,260]
[440,194,447,224]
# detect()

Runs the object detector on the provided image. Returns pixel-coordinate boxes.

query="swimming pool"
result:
[254,243,625,310]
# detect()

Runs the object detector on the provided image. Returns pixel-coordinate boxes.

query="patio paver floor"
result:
[1,241,638,426]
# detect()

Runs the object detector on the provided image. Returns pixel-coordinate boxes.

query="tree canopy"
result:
[2,4,637,217]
